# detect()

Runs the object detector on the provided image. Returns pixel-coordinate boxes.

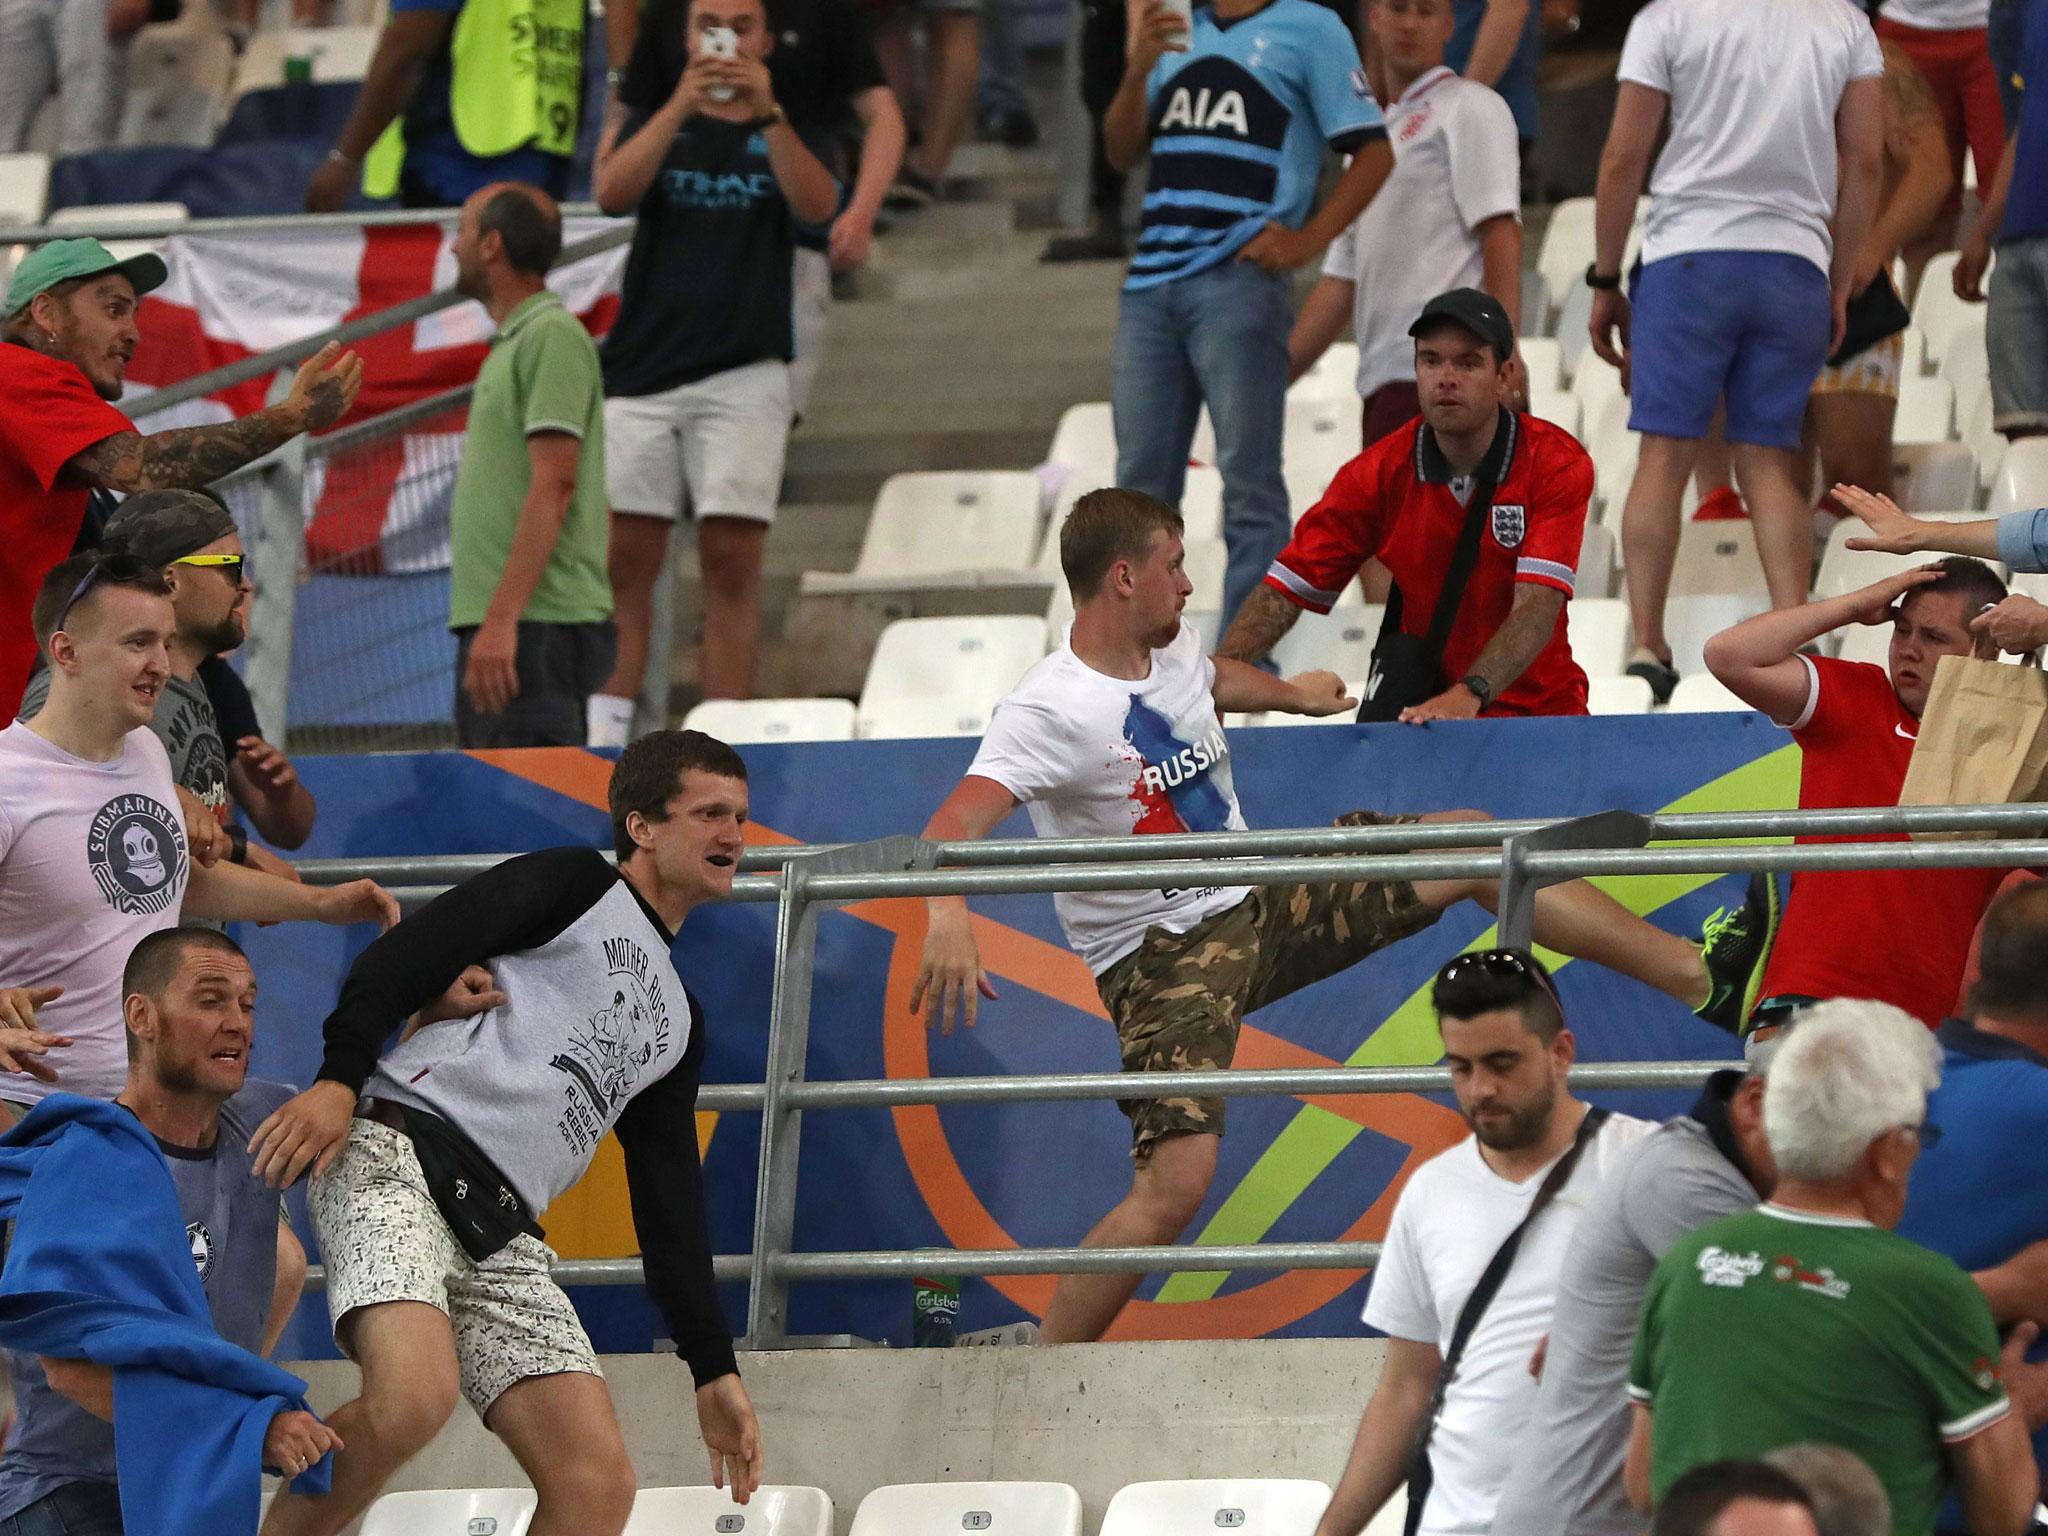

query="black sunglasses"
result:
[54,553,159,633]
[1435,947,1563,1007]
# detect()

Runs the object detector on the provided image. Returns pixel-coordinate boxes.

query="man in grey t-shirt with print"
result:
[0,926,335,1536]
[1491,1061,1776,1536]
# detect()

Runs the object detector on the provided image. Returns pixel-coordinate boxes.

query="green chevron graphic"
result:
[1157,745,1802,1302]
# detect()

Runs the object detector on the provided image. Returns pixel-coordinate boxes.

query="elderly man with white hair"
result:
[1623,999,2042,1536]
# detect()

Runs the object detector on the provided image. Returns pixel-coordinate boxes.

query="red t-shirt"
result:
[0,345,133,716]
[1759,655,2011,1026]
[1264,412,1591,716]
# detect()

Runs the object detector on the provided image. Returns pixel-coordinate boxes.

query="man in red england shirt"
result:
[1220,287,1590,722]
[1704,556,2015,1037]
[0,239,365,716]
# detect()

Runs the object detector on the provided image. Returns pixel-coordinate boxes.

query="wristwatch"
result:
[1460,673,1496,709]
[1584,263,1622,291]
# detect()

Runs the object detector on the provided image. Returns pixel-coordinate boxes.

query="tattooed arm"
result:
[1217,584,1307,664]
[65,343,364,493]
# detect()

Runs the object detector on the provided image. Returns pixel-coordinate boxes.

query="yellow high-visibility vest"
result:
[364,0,584,199]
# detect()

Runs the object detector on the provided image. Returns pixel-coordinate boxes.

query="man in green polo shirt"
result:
[1625,999,2042,1536]
[447,181,614,748]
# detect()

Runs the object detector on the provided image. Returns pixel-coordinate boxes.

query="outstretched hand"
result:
[909,906,996,1035]
[1835,483,1933,555]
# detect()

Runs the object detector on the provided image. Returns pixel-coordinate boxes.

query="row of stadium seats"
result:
[342,1477,1409,1535]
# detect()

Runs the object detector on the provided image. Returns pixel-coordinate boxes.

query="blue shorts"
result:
[1627,250,1832,450]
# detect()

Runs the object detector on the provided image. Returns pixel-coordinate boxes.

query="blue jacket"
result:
[0,1095,332,1536]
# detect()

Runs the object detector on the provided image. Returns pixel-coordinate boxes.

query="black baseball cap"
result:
[101,489,238,567]
[1409,288,1516,364]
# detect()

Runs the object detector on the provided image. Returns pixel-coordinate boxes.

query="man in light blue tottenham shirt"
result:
[1102,0,1395,628]
[1835,483,2048,653]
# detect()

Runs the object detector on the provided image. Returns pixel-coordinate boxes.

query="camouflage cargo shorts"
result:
[1093,811,1440,1162]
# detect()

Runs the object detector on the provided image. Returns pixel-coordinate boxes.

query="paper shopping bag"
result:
[1901,653,2048,839]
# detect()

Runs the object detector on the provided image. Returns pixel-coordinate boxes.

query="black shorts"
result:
[453,620,616,749]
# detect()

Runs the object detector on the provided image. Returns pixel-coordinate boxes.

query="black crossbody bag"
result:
[1402,1106,1610,1536]
[1360,413,1518,723]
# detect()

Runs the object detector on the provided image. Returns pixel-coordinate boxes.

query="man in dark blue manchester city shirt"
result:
[1896,880,2048,1534]
[1103,0,1393,629]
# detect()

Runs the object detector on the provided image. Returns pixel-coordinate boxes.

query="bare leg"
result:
[1692,406,1734,500]
[1809,391,1897,507]
[696,516,768,700]
[1620,433,1696,659]
[1406,811,1710,1010]
[595,511,672,702]
[1731,441,1819,611]
[872,11,918,123]
[261,1302,460,1536]
[486,1372,638,1536]
[909,12,981,186]
[1039,1132,1218,1344]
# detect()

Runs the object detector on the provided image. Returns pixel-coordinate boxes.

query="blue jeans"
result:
[0,1483,124,1536]
[1988,235,2048,435]
[1111,260,1292,628]
[976,0,1028,117]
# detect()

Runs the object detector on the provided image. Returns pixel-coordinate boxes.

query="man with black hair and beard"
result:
[1315,948,1655,1536]
[21,490,296,881]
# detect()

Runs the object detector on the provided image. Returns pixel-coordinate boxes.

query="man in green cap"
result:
[0,238,365,718]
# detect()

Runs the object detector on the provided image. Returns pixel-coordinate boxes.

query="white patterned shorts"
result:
[310,1118,602,1416]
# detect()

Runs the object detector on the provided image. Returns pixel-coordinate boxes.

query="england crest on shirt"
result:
[1491,503,1526,550]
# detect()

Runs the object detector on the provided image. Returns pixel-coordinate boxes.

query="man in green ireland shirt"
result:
[447,183,614,748]
[1626,999,2043,1536]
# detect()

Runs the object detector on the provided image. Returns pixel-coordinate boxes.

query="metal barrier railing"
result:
[292,802,2048,1340]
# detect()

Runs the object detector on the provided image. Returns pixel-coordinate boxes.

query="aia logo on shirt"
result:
[85,794,186,916]
[1491,504,1526,550]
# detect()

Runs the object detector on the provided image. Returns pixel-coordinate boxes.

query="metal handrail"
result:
[281,800,2033,1335]
[0,203,611,244]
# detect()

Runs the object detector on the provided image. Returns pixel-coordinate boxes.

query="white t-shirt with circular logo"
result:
[0,721,190,1102]
[966,622,1252,974]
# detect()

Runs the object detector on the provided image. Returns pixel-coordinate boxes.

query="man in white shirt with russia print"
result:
[1318,949,1653,1536]
[911,487,1744,1346]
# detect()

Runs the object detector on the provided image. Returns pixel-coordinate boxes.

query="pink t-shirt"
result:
[0,721,190,1102]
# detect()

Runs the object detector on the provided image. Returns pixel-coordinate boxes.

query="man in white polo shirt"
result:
[1314,949,1653,1536]
[1290,0,1524,446]
[1588,0,1885,700]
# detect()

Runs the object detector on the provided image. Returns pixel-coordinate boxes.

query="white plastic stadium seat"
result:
[624,1485,833,1535]
[1912,251,1992,364]
[1290,342,1361,401]
[120,24,233,146]
[1667,673,1752,714]
[1987,439,2048,520]
[1048,401,1118,481]
[1900,326,1928,379]
[851,472,1042,578]
[1528,388,1581,440]
[1892,375,1955,446]
[681,698,856,745]
[1179,466,1225,542]
[856,616,1049,738]
[1520,267,1551,340]
[1566,598,1632,679]
[1670,519,1770,598]
[1272,605,1383,679]
[856,697,1000,739]
[1579,521,1618,597]
[0,153,51,224]
[849,1482,1083,1536]
[1099,1478,1333,1535]
[359,1488,538,1536]
[234,25,381,97]
[1959,377,2009,494]
[1938,317,1989,396]
[1587,674,1655,715]
[1892,442,1978,513]
[1518,336,1564,392]
[1535,198,1598,325]
[1280,400,1366,513]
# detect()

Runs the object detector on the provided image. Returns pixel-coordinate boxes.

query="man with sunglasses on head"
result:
[0,239,364,720]
[1316,949,1652,1536]
[0,554,398,1119]
[19,491,296,880]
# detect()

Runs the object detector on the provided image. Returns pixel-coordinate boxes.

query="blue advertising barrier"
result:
[247,713,1793,1357]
